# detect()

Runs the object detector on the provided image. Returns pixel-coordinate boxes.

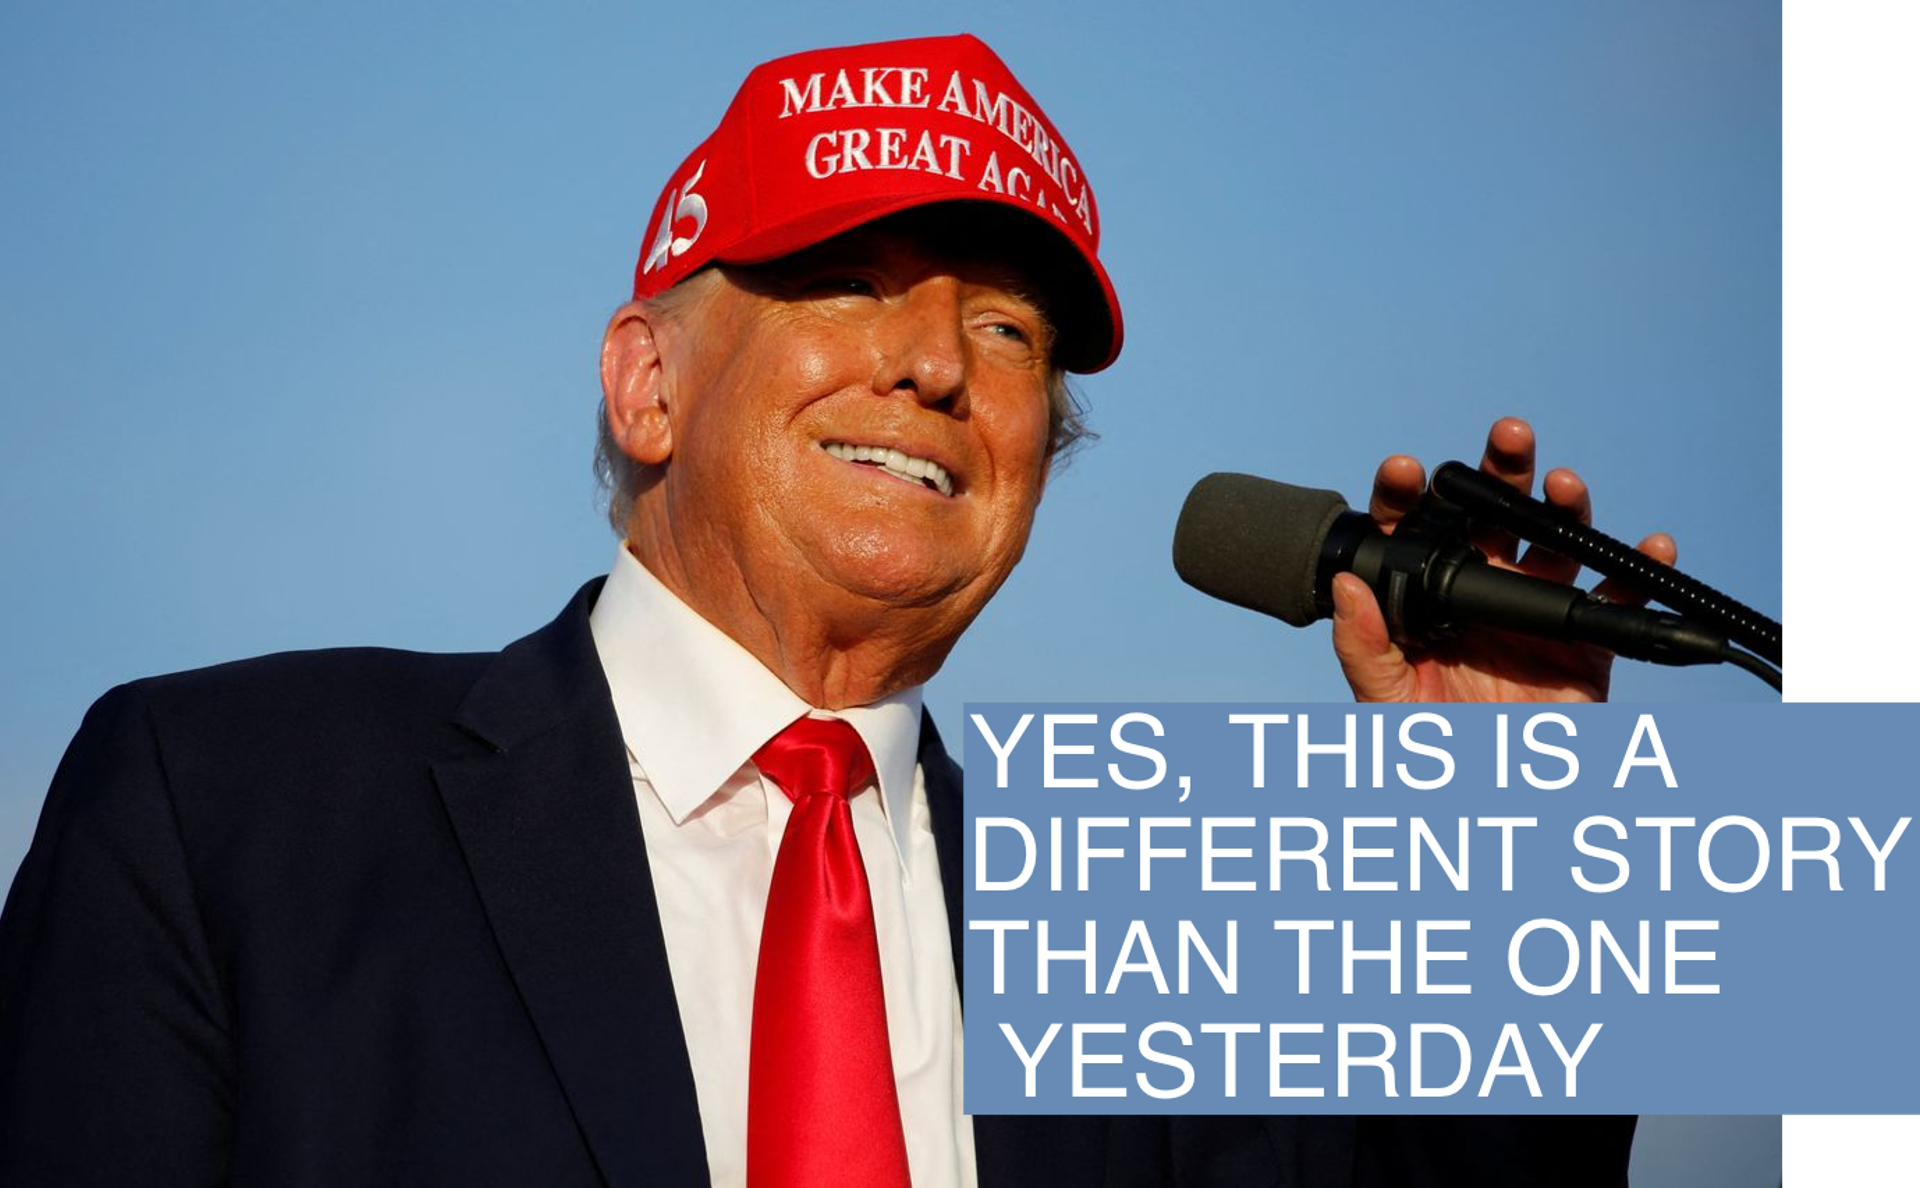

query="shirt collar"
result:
[588,545,923,869]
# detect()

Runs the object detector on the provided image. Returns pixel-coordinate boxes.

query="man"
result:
[0,34,1642,1187]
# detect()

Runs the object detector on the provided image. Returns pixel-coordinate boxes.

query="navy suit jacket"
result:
[0,581,1633,1186]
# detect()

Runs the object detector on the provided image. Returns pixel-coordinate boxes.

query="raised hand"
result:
[1330,417,1676,703]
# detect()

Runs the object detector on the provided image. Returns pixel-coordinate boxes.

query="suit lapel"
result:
[434,581,710,1188]
[918,712,966,997]
[923,715,1117,1188]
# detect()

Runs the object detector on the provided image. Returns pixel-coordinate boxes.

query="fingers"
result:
[1477,416,1537,491]
[1515,467,1592,584]
[1592,533,1678,608]
[1474,417,1536,563]
[1368,454,1426,532]
[1330,573,1416,703]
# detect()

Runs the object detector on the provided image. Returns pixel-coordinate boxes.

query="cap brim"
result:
[715,190,1122,374]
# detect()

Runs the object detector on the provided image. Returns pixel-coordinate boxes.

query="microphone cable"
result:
[1722,645,1783,693]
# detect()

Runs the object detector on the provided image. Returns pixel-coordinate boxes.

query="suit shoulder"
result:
[122,647,494,757]
[133,645,489,706]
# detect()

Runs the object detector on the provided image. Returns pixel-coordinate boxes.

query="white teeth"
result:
[823,441,953,497]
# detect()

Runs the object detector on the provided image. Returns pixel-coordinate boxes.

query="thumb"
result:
[1330,573,1415,703]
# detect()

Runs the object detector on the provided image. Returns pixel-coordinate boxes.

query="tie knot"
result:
[752,717,874,804]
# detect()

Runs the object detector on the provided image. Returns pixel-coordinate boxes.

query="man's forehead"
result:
[771,208,1065,306]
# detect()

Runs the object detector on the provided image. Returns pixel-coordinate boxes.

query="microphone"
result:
[1171,472,1736,669]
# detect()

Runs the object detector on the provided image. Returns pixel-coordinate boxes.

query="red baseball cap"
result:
[631,34,1123,373]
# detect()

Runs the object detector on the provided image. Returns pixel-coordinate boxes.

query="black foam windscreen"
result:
[1172,473,1351,627]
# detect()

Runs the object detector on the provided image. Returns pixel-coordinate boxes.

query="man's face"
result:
[624,209,1062,664]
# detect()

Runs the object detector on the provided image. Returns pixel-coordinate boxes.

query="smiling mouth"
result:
[822,441,955,497]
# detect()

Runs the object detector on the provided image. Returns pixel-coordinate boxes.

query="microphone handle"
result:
[1347,528,1731,667]
[1441,563,1732,667]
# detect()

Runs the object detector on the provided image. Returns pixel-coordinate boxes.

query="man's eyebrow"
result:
[989,275,1050,313]
[976,271,1062,340]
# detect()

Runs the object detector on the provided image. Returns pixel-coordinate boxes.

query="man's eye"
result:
[988,321,1031,344]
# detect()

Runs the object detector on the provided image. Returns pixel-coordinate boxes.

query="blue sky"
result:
[1,3,1778,891]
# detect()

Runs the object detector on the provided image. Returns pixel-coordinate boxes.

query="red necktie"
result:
[748,717,911,1188]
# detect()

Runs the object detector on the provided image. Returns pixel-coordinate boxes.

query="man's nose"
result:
[875,278,968,414]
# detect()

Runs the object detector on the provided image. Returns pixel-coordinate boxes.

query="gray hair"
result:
[592,273,1095,536]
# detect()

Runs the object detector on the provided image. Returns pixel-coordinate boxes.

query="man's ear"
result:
[600,301,675,466]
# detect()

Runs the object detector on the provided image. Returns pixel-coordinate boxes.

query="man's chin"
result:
[807,541,985,615]
[830,568,973,614]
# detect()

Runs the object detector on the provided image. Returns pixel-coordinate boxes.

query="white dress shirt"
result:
[588,546,975,1188]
